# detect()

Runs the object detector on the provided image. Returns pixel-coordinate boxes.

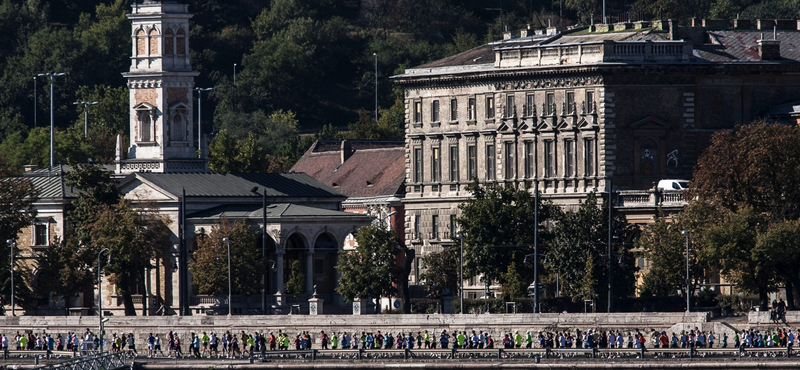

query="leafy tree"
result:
[336,225,404,313]
[755,219,800,309]
[702,205,771,309]
[340,109,403,141]
[284,260,305,296]
[0,161,39,311]
[690,121,800,222]
[550,192,636,305]
[189,219,263,297]
[639,211,688,297]
[456,181,556,289]
[208,130,285,173]
[35,236,93,312]
[91,199,172,315]
[419,249,459,299]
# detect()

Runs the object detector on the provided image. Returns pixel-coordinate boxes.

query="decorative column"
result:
[305,250,314,294]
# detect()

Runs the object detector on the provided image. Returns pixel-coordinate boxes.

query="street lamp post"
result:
[382,210,397,230]
[73,101,99,138]
[682,230,690,312]
[455,234,464,314]
[533,180,539,313]
[222,237,232,316]
[6,240,14,316]
[233,64,237,86]
[608,179,613,313]
[38,72,66,168]
[251,187,270,314]
[97,248,110,353]
[194,87,213,158]
[373,53,378,121]
[33,76,38,128]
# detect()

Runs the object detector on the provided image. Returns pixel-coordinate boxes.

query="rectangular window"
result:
[544,140,555,177]
[586,91,595,113]
[414,101,422,123]
[546,92,555,115]
[414,215,421,239]
[431,215,439,239]
[431,100,440,122]
[524,141,534,178]
[565,140,574,177]
[486,144,495,180]
[467,145,477,180]
[504,142,514,179]
[449,215,457,238]
[566,92,575,114]
[486,97,494,119]
[34,224,47,246]
[449,145,459,181]
[468,98,476,120]
[584,139,595,176]
[450,99,457,121]
[506,95,515,118]
[413,148,423,183]
[431,147,440,182]
[526,94,535,116]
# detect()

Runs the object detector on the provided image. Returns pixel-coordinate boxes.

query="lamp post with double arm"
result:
[97,248,110,353]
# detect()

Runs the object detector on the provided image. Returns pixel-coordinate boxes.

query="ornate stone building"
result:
[393,21,800,296]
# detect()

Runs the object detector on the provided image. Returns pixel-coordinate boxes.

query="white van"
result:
[657,179,690,191]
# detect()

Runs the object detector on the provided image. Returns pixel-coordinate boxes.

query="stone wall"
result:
[0,313,709,342]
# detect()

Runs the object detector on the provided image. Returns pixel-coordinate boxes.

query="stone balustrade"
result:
[495,40,693,69]
[615,190,686,209]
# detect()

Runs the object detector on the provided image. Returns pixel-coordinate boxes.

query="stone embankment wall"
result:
[0,313,709,340]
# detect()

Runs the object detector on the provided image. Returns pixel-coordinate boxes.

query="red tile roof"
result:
[290,140,406,199]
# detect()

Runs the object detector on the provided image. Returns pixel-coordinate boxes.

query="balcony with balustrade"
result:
[613,189,687,223]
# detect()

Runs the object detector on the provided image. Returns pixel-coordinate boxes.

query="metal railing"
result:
[178,346,800,362]
[33,352,128,370]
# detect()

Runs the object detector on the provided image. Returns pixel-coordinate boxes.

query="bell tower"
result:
[118,0,205,173]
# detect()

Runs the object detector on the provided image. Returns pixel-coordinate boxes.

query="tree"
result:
[336,225,404,312]
[189,219,263,297]
[284,260,305,296]
[702,205,771,309]
[690,121,800,221]
[208,130,285,173]
[639,211,688,297]
[456,181,556,289]
[550,192,636,305]
[0,161,39,311]
[35,236,93,312]
[90,199,172,315]
[419,250,459,299]
[755,219,800,309]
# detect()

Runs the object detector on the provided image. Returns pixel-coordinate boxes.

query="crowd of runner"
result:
[2,326,798,358]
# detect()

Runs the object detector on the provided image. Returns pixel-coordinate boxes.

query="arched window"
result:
[136,29,146,56]
[139,111,152,142]
[176,28,186,54]
[164,28,174,55]
[148,28,159,55]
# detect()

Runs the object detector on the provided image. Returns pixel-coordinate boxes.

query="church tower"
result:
[118,0,205,173]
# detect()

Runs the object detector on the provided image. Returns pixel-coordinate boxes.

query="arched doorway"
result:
[313,233,339,298]
[283,233,307,296]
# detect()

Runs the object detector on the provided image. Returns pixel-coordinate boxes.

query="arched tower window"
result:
[148,28,159,55]
[140,111,152,142]
[164,28,174,55]
[169,103,189,142]
[176,28,186,55]
[136,29,146,56]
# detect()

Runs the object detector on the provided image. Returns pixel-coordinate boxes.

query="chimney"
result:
[23,164,38,172]
[340,140,352,164]
[503,32,513,40]
[758,38,782,60]
[519,29,527,38]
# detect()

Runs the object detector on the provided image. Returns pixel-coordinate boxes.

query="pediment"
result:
[536,120,554,132]
[169,102,190,110]
[133,102,157,111]
[578,116,596,130]
[630,116,667,130]
[118,175,177,202]
[556,118,575,131]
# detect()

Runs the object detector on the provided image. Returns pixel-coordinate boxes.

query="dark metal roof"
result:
[134,172,344,198]
[186,203,371,220]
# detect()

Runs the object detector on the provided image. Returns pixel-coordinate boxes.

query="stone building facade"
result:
[393,22,800,296]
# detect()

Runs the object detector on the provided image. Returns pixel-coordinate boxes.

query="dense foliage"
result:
[189,219,263,297]
[2,0,794,173]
